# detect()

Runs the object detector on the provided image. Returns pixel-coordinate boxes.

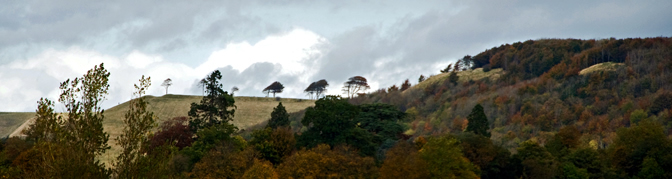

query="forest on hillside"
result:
[1,37,671,178]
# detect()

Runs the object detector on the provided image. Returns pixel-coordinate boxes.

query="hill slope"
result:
[0,112,35,137]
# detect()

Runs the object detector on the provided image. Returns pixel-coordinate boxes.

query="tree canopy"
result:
[343,76,370,98]
[263,81,285,97]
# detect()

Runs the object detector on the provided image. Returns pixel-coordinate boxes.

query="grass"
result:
[0,112,35,137]
[579,62,625,75]
[411,68,504,91]
[99,94,315,166]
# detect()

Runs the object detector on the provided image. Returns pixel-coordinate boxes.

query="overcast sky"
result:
[1,0,671,112]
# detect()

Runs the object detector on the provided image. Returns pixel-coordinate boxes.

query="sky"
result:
[1,0,671,112]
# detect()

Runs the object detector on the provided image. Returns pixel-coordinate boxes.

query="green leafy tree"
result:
[513,140,558,179]
[298,96,359,148]
[419,135,479,178]
[114,76,165,178]
[608,119,672,177]
[638,157,665,179]
[267,102,289,129]
[22,63,112,178]
[466,104,490,137]
[188,70,237,133]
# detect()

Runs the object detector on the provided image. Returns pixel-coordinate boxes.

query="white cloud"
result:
[0,28,328,111]
[197,28,325,77]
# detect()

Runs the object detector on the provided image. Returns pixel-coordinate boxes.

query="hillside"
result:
[352,37,672,150]
[0,112,35,137]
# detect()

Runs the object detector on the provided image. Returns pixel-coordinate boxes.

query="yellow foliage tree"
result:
[242,159,279,179]
[379,142,430,179]
[277,144,378,178]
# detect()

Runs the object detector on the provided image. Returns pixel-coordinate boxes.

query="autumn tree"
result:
[342,76,370,98]
[242,159,278,179]
[114,76,161,178]
[379,142,430,179]
[250,127,296,165]
[400,79,411,91]
[149,116,193,151]
[161,78,172,94]
[277,144,379,178]
[263,81,285,97]
[190,144,257,178]
[466,104,490,137]
[267,102,289,129]
[22,63,111,178]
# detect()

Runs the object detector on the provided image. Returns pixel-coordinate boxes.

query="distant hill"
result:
[0,112,35,137]
[350,37,672,151]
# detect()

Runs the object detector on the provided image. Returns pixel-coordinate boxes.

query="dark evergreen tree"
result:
[188,70,236,134]
[267,102,290,129]
[448,71,459,85]
[418,75,426,83]
[466,104,490,137]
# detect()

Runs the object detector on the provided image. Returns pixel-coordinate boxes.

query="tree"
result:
[161,78,172,94]
[449,71,459,85]
[466,104,490,137]
[513,140,558,179]
[304,79,328,99]
[298,96,360,149]
[400,79,411,91]
[242,159,278,179]
[267,102,289,129]
[650,92,672,115]
[342,76,370,98]
[231,86,239,96]
[441,64,453,73]
[250,127,296,165]
[419,135,479,178]
[314,79,329,98]
[149,116,193,151]
[114,75,163,178]
[462,55,473,70]
[22,63,112,178]
[379,142,430,179]
[188,70,237,133]
[418,75,426,83]
[263,81,284,97]
[277,144,379,178]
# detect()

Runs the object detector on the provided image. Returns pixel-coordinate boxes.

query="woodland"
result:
[1,37,671,178]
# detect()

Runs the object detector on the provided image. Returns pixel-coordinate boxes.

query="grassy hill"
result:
[0,112,35,137]
[1,95,315,165]
[99,94,315,164]
[411,68,504,91]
